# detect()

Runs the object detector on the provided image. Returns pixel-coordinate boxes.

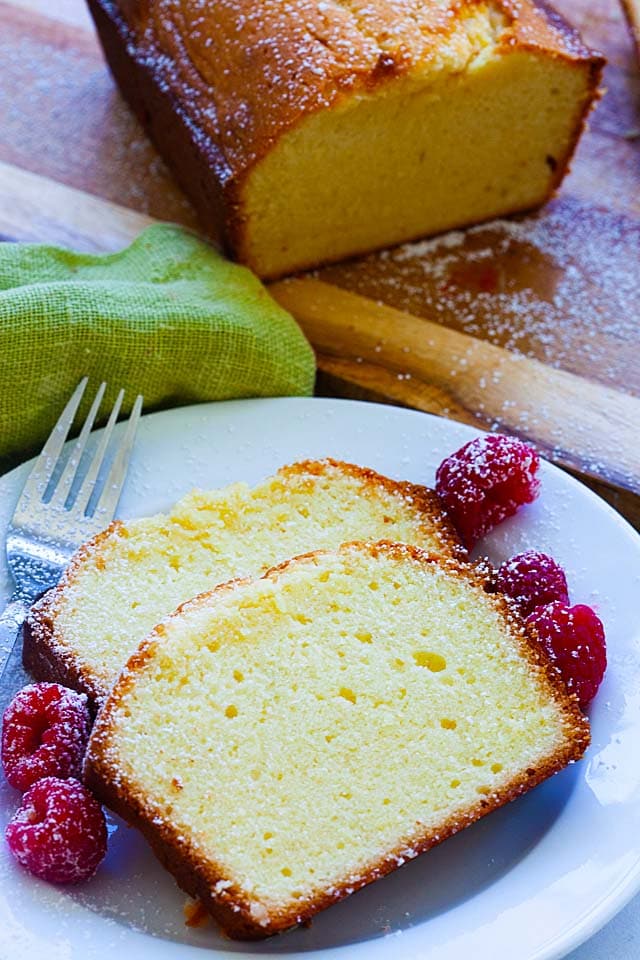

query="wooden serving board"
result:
[0,0,638,527]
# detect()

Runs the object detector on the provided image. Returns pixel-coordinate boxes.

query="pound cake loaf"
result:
[85,541,590,939]
[87,0,603,278]
[24,459,462,708]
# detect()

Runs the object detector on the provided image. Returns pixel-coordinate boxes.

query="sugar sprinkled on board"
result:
[0,29,195,225]
[317,197,640,394]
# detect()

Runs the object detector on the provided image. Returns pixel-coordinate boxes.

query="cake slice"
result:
[24,459,462,708]
[84,541,589,939]
[88,0,604,277]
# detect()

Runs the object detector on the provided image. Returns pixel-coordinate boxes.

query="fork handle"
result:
[0,595,31,705]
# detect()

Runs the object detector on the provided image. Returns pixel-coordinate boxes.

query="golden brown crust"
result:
[98,0,603,180]
[85,540,589,940]
[87,0,604,271]
[23,459,464,711]
[503,0,601,59]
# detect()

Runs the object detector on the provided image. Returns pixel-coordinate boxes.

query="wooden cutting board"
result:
[0,0,638,526]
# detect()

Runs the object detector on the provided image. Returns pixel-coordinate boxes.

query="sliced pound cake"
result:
[24,460,462,708]
[84,541,589,940]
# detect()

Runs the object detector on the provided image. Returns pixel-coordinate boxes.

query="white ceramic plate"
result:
[1,397,639,960]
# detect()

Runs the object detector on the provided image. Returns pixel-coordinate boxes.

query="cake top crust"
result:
[111,0,602,186]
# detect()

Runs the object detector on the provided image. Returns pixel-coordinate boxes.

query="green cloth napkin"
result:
[0,225,315,465]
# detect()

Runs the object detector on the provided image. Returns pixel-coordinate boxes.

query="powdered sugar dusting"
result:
[0,20,195,225]
[317,197,640,394]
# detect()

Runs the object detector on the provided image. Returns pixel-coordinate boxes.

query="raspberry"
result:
[2,683,91,791]
[435,434,540,548]
[496,550,569,616]
[5,777,107,883]
[526,602,606,706]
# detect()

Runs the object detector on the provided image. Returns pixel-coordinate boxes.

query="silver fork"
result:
[0,379,143,702]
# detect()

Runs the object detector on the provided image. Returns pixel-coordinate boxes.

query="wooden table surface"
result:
[0,0,638,529]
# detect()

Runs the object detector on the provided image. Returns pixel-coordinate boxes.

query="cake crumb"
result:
[184,898,209,927]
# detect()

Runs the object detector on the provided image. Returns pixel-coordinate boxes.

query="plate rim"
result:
[1,395,639,960]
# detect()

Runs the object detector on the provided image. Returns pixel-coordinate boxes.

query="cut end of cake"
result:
[242,45,603,278]
[238,0,605,278]
[85,541,589,939]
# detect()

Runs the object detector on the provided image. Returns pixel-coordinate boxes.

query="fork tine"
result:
[18,377,88,505]
[48,382,106,507]
[92,394,143,521]
[72,388,125,516]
